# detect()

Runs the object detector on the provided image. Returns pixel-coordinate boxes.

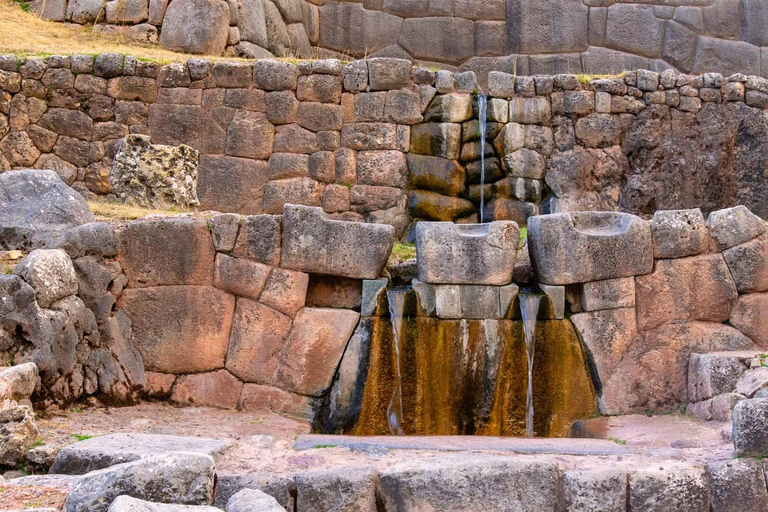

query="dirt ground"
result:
[0,401,737,511]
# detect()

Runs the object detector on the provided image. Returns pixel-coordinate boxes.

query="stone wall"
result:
[3,54,768,237]
[29,0,768,79]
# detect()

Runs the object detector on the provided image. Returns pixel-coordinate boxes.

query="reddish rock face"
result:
[119,218,216,288]
[635,253,738,331]
[226,298,292,384]
[171,369,243,409]
[213,254,271,301]
[119,285,235,374]
[730,293,768,349]
[272,307,360,397]
[259,268,309,318]
[240,383,314,420]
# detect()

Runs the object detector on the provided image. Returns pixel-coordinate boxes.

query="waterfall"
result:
[478,94,487,224]
[519,290,542,437]
[386,289,407,435]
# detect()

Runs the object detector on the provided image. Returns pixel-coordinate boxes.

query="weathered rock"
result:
[0,363,39,403]
[213,254,270,301]
[198,156,268,215]
[295,467,376,512]
[171,369,242,409]
[407,154,465,197]
[735,367,768,397]
[408,191,476,222]
[239,384,313,420]
[51,433,231,475]
[111,135,199,209]
[226,488,286,512]
[0,169,94,250]
[108,496,220,511]
[0,402,38,467]
[272,307,359,396]
[707,206,766,251]
[708,459,768,512]
[214,473,294,511]
[159,0,230,55]
[119,218,215,288]
[627,463,709,512]
[13,249,78,308]
[415,221,518,285]
[733,399,768,456]
[280,205,393,280]
[651,209,710,259]
[563,468,627,512]
[233,215,282,266]
[730,293,768,348]
[528,212,653,285]
[581,277,634,312]
[379,455,560,511]
[688,352,752,402]
[64,452,216,512]
[58,223,120,260]
[635,253,738,331]
[119,286,234,374]
[723,234,768,294]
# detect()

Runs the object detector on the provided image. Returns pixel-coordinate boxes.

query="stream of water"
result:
[386,289,406,435]
[519,290,543,437]
[478,94,487,224]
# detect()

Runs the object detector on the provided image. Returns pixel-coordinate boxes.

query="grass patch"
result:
[312,444,338,449]
[608,437,627,446]
[89,200,193,221]
[29,439,45,449]
[0,0,250,63]
[68,408,85,414]
[71,434,93,442]
[388,241,417,266]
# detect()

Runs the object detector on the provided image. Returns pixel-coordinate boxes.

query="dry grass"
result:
[0,0,248,63]
[89,200,193,221]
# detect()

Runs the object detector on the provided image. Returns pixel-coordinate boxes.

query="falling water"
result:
[519,290,543,437]
[478,94,488,224]
[386,289,407,435]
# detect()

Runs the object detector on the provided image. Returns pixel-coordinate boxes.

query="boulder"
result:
[57,223,120,260]
[707,206,766,250]
[708,459,768,512]
[627,463,709,512]
[730,293,768,348]
[111,135,200,209]
[634,253,738,331]
[0,402,38,466]
[280,205,394,280]
[119,218,215,288]
[64,452,216,512]
[272,307,359,396]
[735,367,768,398]
[108,496,220,511]
[0,169,94,250]
[296,467,376,512]
[13,249,78,308]
[379,455,560,511]
[160,0,230,55]
[226,488,286,512]
[119,286,235,374]
[214,473,294,511]
[0,363,39,403]
[415,221,518,285]
[51,433,231,475]
[687,352,753,403]
[733,399,768,456]
[528,212,653,285]
[651,209,710,259]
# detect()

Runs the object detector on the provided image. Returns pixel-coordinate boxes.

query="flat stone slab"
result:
[49,433,234,475]
[293,434,630,456]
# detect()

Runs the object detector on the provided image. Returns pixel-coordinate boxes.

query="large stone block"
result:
[259,267,308,318]
[563,468,627,512]
[692,36,761,77]
[415,221,518,285]
[148,104,226,155]
[198,156,268,215]
[707,206,766,251]
[635,253,738,331]
[399,17,475,64]
[379,455,560,511]
[226,111,273,160]
[317,3,402,58]
[528,212,653,286]
[628,463,709,512]
[280,205,394,280]
[688,352,752,402]
[733,399,768,456]
[581,277,635,312]
[272,307,359,396]
[233,215,282,266]
[410,123,462,159]
[119,286,235,374]
[730,293,768,348]
[296,467,376,512]
[605,4,665,58]
[171,369,242,409]
[119,218,215,287]
[213,254,270,300]
[13,249,78,308]
[507,0,588,54]
[159,0,230,55]
[723,234,768,293]
[651,209,710,259]
[408,191,476,222]
[0,169,94,250]
[709,459,768,512]
[407,154,466,197]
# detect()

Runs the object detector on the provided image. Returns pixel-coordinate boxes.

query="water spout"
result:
[519,290,543,437]
[477,94,487,224]
[386,289,407,435]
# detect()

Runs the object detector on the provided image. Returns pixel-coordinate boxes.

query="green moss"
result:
[608,437,627,446]
[72,434,92,441]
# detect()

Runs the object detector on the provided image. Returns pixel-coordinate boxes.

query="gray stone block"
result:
[538,283,564,320]
[688,352,752,402]
[415,221,519,285]
[628,463,709,512]
[733,399,768,456]
[651,209,710,259]
[528,212,653,285]
[460,285,501,319]
[709,459,768,512]
[412,279,437,317]
[707,206,766,251]
[563,468,627,512]
[507,0,588,54]
[581,277,635,312]
[435,284,462,319]
[605,4,665,58]
[361,279,388,317]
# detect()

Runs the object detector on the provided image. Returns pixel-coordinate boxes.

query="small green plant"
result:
[24,500,42,508]
[29,439,45,449]
[69,407,85,414]
[72,434,93,442]
[312,444,338,449]
[6,353,14,366]
[608,437,627,446]
[518,226,528,250]
[249,420,264,425]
